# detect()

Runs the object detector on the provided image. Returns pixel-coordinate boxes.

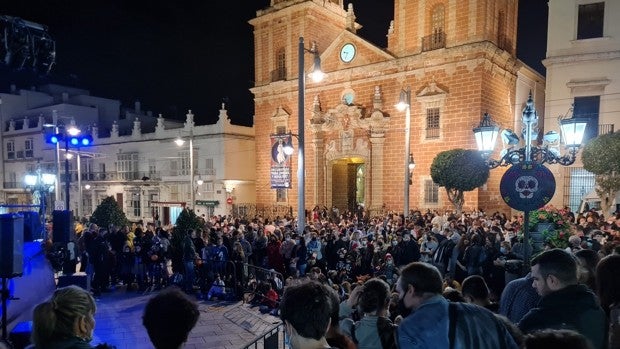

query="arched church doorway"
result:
[330,157,365,212]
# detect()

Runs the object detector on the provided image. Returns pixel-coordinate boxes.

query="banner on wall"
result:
[270,134,292,189]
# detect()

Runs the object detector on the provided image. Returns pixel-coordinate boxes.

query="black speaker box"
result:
[0,213,25,278]
[52,210,73,244]
[20,210,41,242]
[57,272,90,291]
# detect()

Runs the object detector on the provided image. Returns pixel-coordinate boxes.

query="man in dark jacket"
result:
[397,262,518,349]
[518,248,606,349]
[397,232,420,267]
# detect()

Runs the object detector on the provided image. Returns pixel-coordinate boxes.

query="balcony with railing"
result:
[599,123,615,135]
[422,31,446,52]
[160,168,216,182]
[61,171,162,182]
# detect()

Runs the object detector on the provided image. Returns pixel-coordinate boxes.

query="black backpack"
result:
[433,239,455,266]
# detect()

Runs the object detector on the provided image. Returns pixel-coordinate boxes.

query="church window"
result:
[275,47,286,81]
[424,179,439,204]
[426,107,440,139]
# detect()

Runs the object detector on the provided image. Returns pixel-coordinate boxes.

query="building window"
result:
[25,138,33,158]
[275,47,286,81]
[563,167,595,213]
[426,107,440,139]
[170,185,179,201]
[424,179,439,204]
[573,95,600,143]
[276,188,287,203]
[6,141,15,160]
[205,158,214,175]
[204,182,214,199]
[431,5,445,36]
[132,193,141,217]
[149,159,156,176]
[178,150,196,176]
[423,4,446,51]
[578,2,604,39]
[83,194,93,217]
[276,126,286,135]
[117,153,139,180]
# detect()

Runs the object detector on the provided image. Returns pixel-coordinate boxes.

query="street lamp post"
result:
[46,122,93,214]
[473,93,587,264]
[396,87,412,217]
[175,129,195,210]
[295,36,324,235]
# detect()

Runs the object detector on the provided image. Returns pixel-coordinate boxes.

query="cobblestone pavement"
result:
[91,287,282,349]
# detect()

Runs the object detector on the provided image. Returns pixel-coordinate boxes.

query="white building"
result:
[0,84,256,225]
[543,0,620,212]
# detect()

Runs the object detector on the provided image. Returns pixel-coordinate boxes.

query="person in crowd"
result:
[344,278,396,349]
[205,271,227,301]
[397,232,420,267]
[461,275,499,313]
[266,234,284,274]
[279,281,335,349]
[499,272,540,323]
[324,284,357,349]
[31,285,112,349]
[396,262,518,348]
[519,249,606,349]
[181,229,197,294]
[142,286,200,349]
[595,254,620,349]
[295,236,308,277]
[522,329,594,349]
[574,248,600,292]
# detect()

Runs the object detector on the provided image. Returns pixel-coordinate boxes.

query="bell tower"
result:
[388,0,518,57]
[250,0,348,88]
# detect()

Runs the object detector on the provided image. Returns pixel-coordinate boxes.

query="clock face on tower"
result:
[340,43,356,63]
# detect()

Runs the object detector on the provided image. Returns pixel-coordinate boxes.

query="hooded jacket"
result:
[519,284,606,349]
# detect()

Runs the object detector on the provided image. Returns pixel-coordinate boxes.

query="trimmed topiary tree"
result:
[430,149,490,214]
[582,131,620,216]
[89,196,128,230]
[170,208,203,272]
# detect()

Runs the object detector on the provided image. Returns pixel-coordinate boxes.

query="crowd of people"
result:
[34,204,620,348]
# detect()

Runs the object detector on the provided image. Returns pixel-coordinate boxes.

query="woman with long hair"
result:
[31,285,110,349]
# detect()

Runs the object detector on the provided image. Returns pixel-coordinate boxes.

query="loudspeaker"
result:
[0,213,25,278]
[52,210,73,244]
[20,211,41,242]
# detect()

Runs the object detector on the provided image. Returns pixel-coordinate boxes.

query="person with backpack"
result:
[463,234,486,276]
[396,262,519,348]
[342,278,397,349]
[432,230,456,275]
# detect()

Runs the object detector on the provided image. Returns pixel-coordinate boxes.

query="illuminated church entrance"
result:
[329,158,365,212]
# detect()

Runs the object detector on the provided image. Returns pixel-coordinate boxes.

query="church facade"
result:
[250,0,544,216]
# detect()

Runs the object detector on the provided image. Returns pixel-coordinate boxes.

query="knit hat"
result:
[385,253,393,260]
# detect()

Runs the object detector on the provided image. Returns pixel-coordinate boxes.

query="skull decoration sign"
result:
[500,163,555,211]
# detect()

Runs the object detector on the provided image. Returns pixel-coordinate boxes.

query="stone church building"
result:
[250,0,544,215]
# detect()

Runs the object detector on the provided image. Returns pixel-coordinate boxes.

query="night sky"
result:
[1,0,547,126]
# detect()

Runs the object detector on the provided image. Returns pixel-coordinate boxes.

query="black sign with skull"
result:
[500,162,556,212]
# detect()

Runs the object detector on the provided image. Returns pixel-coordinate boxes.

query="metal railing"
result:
[421,31,446,52]
[232,203,292,220]
[240,323,284,349]
[599,123,615,135]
